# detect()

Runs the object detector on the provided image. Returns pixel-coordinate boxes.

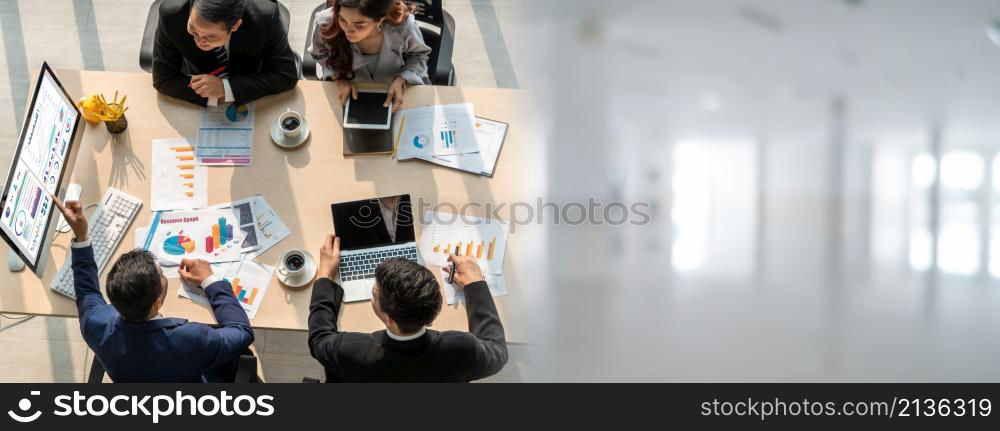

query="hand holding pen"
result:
[445,251,485,288]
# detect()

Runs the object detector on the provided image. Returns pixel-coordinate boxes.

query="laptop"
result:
[331,194,418,302]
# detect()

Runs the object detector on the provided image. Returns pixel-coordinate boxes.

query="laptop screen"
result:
[331,194,415,251]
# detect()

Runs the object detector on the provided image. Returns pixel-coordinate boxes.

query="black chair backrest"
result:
[406,0,445,29]
[404,0,452,84]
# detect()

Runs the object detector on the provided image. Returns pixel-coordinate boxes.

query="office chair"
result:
[300,0,456,85]
[87,352,261,383]
[139,0,299,75]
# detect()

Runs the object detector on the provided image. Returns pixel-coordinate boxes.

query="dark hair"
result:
[320,0,417,81]
[106,249,164,322]
[374,257,442,334]
[193,0,247,30]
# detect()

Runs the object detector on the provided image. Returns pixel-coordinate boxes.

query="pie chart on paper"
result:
[226,104,250,122]
[412,134,429,149]
[163,235,196,256]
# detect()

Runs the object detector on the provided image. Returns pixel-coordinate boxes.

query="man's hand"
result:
[317,234,341,280]
[445,254,485,288]
[189,74,225,100]
[384,76,405,113]
[52,196,88,242]
[179,258,213,287]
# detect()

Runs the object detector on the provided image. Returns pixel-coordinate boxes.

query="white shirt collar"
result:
[386,326,427,341]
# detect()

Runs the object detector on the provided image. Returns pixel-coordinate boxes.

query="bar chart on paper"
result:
[440,129,457,149]
[178,259,274,320]
[224,260,274,319]
[231,278,260,306]
[432,236,498,260]
[205,217,235,254]
[418,211,509,274]
[151,139,207,211]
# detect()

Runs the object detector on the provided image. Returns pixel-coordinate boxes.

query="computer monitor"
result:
[0,63,81,273]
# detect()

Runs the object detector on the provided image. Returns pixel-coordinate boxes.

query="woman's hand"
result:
[335,80,358,106]
[384,76,405,112]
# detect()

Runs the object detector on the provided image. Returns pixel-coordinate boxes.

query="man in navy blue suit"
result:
[53,197,254,382]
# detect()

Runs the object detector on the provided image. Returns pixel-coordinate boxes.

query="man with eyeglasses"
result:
[153,0,298,106]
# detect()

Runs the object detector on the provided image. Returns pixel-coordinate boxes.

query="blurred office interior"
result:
[530,0,1000,381]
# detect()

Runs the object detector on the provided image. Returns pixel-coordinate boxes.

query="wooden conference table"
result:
[0,70,541,343]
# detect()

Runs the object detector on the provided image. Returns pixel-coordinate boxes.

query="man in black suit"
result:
[153,0,297,106]
[308,235,508,382]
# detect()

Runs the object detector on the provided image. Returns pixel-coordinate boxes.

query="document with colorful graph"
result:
[207,195,291,256]
[418,210,508,275]
[196,102,254,166]
[208,197,261,253]
[394,103,478,159]
[395,116,509,176]
[150,138,207,211]
[177,257,274,320]
[142,208,244,263]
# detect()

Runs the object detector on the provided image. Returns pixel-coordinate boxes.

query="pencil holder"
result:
[78,92,129,134]
[106,113,128,134]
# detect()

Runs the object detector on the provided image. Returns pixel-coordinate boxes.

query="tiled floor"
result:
[0,0,529,383]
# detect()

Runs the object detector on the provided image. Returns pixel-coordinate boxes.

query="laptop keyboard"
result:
[340,246,418,281]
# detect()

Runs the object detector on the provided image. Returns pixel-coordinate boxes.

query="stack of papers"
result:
[417,210,510,305]
[393,103,508,177]
[135,195,290,320]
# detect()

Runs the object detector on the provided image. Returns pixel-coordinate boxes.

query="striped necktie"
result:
[209,46,230,78]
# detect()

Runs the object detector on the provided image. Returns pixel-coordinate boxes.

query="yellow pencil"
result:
[392,115,407,158]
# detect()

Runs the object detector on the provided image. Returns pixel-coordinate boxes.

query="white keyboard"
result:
[49,188,142,299]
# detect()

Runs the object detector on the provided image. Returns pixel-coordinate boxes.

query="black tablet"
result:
[343,88,392,130]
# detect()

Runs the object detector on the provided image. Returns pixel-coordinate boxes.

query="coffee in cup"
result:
[279,249,307,278]
[278,111,303,138]
[285,253,305,271]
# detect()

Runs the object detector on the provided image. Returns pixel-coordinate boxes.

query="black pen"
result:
[447,246,460,284]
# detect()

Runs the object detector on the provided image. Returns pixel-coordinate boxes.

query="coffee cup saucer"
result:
[271,116,310,149]
[275,250,318,288]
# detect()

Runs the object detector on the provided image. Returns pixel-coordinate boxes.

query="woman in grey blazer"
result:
[309,0,431,111]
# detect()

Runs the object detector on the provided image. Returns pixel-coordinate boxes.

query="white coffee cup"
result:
[278,249,307,279]
[278,111,303,139]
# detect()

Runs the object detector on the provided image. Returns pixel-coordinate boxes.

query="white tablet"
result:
[343,88,392,130]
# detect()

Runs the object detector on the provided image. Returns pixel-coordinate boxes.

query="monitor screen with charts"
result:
[0,63,81,273]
